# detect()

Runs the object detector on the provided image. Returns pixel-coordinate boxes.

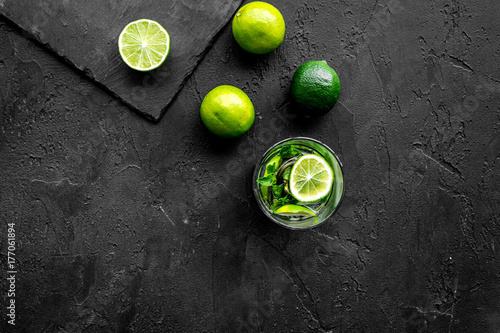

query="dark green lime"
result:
[290,60,341,116]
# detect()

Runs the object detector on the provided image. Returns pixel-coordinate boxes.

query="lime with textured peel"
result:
[232,1,285,54]
[118,19,170,71]
[290,60,340,116]
[200,85,255,138]
[289,154,334,203]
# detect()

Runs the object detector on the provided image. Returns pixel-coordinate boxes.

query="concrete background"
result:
[1,0,500,332]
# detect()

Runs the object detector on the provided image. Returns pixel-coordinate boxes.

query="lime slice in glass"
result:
[289,154,334,203]
[118,19,170,71]
[273,204,316,217]
[273,204,318,227]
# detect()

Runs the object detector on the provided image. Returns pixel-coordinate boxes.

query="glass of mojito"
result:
[253,137,344,230]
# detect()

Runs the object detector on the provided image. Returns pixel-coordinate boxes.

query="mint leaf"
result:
[270,193,296,211]
[280,146,300,159]
[266,161,279,174]
[270,200,280,211]
[271,184,285,199]
[282,167,292,181]
[257,173,277,186]
[285,194,298,204]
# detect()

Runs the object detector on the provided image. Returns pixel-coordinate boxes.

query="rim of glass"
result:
[252,137,345,230]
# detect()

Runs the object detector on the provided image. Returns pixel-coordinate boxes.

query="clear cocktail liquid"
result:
[253,137,344,230]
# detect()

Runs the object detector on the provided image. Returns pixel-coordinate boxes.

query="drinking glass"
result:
[252,137,344,230]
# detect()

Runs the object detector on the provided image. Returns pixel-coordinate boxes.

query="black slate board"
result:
[0,0,243,121]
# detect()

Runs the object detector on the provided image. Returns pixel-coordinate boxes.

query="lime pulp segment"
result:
[289,154,334,203]
[119,19,170,71]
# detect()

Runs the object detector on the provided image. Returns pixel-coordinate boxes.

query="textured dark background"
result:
[1,0,500,332]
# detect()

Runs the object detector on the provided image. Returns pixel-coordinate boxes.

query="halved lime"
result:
[289,154,334,203]
[118,19,170,71]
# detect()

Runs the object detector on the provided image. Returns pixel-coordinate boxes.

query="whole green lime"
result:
[200,85,255,138]
[232,1,285,55]
[290,60,341,116]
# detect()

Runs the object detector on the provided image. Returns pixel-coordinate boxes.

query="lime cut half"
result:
[289,154,334,203]
[118,19,170,71]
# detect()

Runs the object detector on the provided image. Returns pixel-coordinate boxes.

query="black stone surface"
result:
[0,0,243,121]
[1,0,500,332]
